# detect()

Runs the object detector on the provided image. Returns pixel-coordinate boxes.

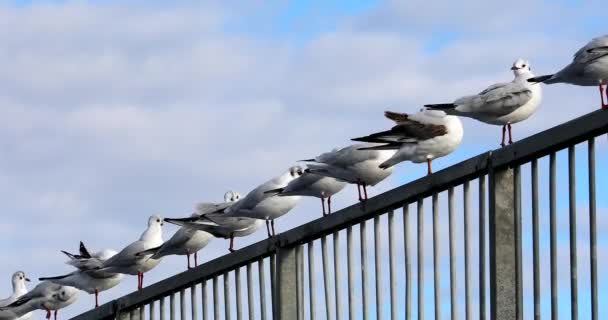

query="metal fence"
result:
[70,109,608,320]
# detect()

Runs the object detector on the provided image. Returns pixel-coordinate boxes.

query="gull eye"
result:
[156,219,160,223]
[522,64,526,68]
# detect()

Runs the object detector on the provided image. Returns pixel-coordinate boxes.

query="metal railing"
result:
[71,109,608,320]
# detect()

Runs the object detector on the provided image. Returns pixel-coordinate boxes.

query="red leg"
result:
[501,125,506,147]
[356,181,363,202]
[95,288,99,308]
[362,182,368,201]
[266,220,272,238]
[427,159,432,175]
[508,123,513,144]
[140,273,144,289]
[54,310,57,320]
[229,234,235,253]
[194,252,198,267]
[271,220,276,236]
[328,196,332,214]
[321,197,327,216]
[44,307,51,319]
[187,253,191,269]
[600,83,607,110]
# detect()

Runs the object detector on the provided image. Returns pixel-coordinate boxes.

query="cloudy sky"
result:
[0,0,607,319]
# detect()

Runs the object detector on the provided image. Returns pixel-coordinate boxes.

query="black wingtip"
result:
[263,188,284,195]
[527,74,553,83]
[61,250,77,260]
[79,241,92,259]
[298,158,316,162]
[424,103,456,110]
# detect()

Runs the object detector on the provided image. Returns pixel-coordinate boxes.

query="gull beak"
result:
[510,66,519,70]
[25,278,31,282]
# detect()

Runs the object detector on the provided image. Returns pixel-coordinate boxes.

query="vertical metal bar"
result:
[450,186,459,320]
[374,216,382,320]
[322,235,333,320]
[130,309,136,320]
[140,305,145,320]
[225,273,231,320]
[160,297,165,320]
[270,254,277,320]
[532,159,540,320]
[191,285,198,320]
[568,146,578,320]
[479,175,486,320]
[389,210,397,320]
[150,301,156,320]
[308,242,316,320]
[549,152,558,320]
[432,194,440,320]
[277,247,299,320]
[334,232,342,320]
[360,221,369,320]
[170,293,175,320]
[489,168,517,320]
[297,245,305,320]
[213,277,219,320]
[588,138,598,320]
[202,280,208,320]
[417,199,424,320]
[347,226,354,320]
[247,264,254,320]
[259,259,268,320]
[404,205,411,320]
[514,165,523,319]
[236,268,243,320]
[180,289,186,320]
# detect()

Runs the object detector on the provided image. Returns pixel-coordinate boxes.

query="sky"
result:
[0,0,607,319]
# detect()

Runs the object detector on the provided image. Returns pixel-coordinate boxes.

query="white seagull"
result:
[0,272,31,320]
[426,58,542,147]
[1,282,78,320]
[136,191,241,268]
[222,166,304,237]
[351,109,463,174]
[39,242,123,308]
[165,191,264,251]
[98,215,164,290]
[302,145,397,202]
[528,35,608,109]
[264,172,347,216]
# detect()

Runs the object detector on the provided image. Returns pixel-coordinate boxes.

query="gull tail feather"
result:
[135,246,160,258]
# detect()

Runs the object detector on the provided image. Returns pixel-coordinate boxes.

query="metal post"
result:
[277,247,299,320]
[489,168,518,320]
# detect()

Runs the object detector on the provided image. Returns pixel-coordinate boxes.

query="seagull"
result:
[135,191,242,268]
[221,166,303,237]
[1,282,78,320]
[39,243,123,308]
[351,109,463,174]
[426,58,542,147]
[165,192,264,252]
[0,272,31,320]
[264,172,347,216]
[98,215,164,290]
[529,35,608,109]
[302,145,397,202]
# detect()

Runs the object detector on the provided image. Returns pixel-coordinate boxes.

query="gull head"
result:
[53,286,79,302]
[510,58,531,76]
[148,215,164,227]
[289,165,304,179]
[223,190,241,203]
[12,271,30,287]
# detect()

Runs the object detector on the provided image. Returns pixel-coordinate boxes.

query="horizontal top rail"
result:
[70,108,608,320]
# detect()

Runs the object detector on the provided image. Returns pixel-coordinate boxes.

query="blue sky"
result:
[0,0,607,319]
